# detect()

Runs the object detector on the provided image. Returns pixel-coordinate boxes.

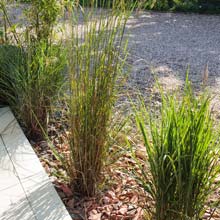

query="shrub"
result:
[141,0,220,13]
[134,79,220,220]
[26,0,63,44]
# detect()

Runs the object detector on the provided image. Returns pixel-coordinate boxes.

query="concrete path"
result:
[0,107,72,220]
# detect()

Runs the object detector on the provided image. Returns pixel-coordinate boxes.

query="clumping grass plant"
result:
[63,0,131,196]
[0,1,66,139]
[0,41,66,139]
[134,79,220,220]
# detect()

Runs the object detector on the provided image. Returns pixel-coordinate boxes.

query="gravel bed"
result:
[126,11,220,87]
[119,11,220,114]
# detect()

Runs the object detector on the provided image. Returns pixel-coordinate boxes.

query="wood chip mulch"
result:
[31,118,220,220]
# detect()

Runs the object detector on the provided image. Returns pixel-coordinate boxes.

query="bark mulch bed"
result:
[30,110,220,220]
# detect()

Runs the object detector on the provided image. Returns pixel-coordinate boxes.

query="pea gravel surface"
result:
[126,11,220,89]
[117,11,220,115]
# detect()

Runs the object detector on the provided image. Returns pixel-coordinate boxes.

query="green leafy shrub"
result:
[19,0,32,2]
[134,79,220,220]
[26,0,63,43]
[140,0,220,13]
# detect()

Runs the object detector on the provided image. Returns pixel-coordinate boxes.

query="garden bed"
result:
[1,2,220,220]
[31,107,220,220]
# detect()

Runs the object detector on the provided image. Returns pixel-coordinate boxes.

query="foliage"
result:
[77,0,220,13]
[0,1,66,139]
[0,42,66,139]
[142,0,220,13]
[0,1,20,44]
[19,0,32,2]
[26,0,64,43]
[62,0,130,196]
[0,45,24,103]
[78,0,137,9]
[134,79,220,220]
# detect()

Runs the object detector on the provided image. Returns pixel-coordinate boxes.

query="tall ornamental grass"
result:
[135,80,220,220]
[0,0,66,139]
[64,0,131,196]
[0,41,65,139]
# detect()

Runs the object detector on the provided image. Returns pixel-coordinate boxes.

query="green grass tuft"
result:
[134,78,220,220]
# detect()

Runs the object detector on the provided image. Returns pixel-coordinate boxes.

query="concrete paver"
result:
[0,107,72,220]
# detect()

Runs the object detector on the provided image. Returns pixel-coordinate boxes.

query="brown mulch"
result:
[31,113,152,220]
[31,110,220,220]
[33,136,153,220]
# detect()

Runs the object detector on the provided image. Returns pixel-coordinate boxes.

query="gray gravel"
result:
[125,11,220,92]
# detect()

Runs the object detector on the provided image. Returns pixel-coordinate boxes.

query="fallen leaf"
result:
[118,205,128,215]
[88,213,102,220]
[102,196,111,204]
[106,190,116,199]
[67,199,74,209]
[132,207,143,220]
[130,195,138,204]
[60,184,73,197]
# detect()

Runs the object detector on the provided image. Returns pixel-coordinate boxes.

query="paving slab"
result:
[0,107,72,220]
[0,136,36,220]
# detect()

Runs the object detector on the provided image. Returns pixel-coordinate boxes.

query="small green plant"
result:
[62,0,131,196]
[134,79,220,220]
[0,44,24,103]
[26,0,63,44]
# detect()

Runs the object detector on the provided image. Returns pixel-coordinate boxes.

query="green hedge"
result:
[143,0,220,13]
[78,0,220,13]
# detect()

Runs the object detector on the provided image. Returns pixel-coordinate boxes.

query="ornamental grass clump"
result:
[135,79,220,220]
[0,0,66,139]
[65,0,131,197]
[0,41,66,139]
